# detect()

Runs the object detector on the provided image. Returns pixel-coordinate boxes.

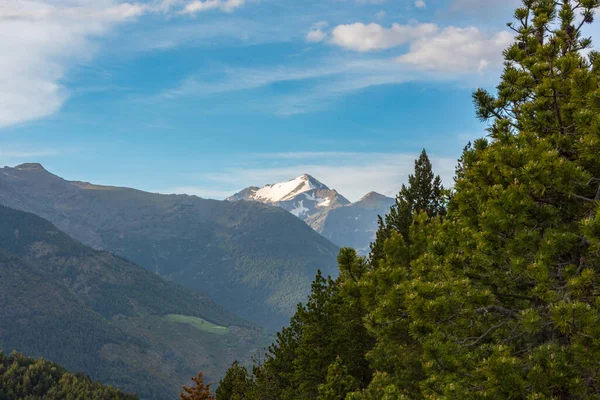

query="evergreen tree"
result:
[317,357,359,400]
[0,351,136,400]
[357,0,600,398]
[370,149,445,263]
[216,362,254,400]
[222,260,373,400]
[219,2,600,398]
[180,372,214,400]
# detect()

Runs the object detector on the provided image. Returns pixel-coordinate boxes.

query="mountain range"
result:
[0,163,339,330]
[227,174,396,254]
[0,204,267,399]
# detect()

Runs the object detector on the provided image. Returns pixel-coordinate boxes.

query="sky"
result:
[2,0,596,201]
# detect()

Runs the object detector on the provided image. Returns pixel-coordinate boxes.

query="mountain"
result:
[0,204,267,399]
[306,192,396,254]
[228,175,395,254]
[226,174,350,219]
[0,164,339,330]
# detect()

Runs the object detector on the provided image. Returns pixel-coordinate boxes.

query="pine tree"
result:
[235,258,374,400]
[215,361,254,400]
[180,372,214,400]
[317,357,359,400]
[370,149,446,263]
[358,0,600,398]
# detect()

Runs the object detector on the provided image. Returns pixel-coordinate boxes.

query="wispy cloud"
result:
[153,15,512,115]
[0,0,253,128]
[181,0,245,15]
[161,151,460,201]
[0,147,68,167]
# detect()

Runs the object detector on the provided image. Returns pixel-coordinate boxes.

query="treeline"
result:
[0,351,136,400]
[199,0,600,398]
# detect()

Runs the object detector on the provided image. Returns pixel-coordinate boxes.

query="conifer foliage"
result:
[210,0,600,398]
[0,351,136,400]
[369,149,446,263]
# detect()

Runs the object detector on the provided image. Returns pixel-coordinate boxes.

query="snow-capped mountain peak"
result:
[226,174,348,220]
[226,175,396,255]
[252,174,328,203]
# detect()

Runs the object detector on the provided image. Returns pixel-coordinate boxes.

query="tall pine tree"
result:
[370,149,445,263]
[356,0,600,397]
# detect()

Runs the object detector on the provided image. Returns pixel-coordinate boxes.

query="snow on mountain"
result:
[226,174,349,221]
[227,174,396,254]
[252,174,325,202]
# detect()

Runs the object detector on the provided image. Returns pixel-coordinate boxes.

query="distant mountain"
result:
[227,174,350,219]
[0,164,340,330]
[228,175,395,254]
[0,205,267,400]
[306,192,396,254]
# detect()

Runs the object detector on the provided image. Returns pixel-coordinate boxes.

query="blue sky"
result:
[2,0,589,201]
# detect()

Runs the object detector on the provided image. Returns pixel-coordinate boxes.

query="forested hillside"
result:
[0,205,268,399]
[211,1,600,398]
[0,165,339,329]
[0,352,136,400]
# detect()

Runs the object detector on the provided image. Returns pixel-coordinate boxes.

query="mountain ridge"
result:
[0,164,340,330]
[227,174,395,253]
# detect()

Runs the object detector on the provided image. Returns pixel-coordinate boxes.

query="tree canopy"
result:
[210,0,600,398]
[0,351,136,400]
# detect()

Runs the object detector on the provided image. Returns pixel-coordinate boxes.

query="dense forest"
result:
[0,351,136,400]
[201,0,600,398]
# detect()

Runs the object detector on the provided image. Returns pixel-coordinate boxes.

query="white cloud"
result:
[306,21,328,43]
[0,0,252,129]
[0,0,154,128]
[375,10,386,19]
[155,57,421,115]
[414,0,426,8]
[397,27,513,73]
[330,22,438,52]
[182,0,245,14]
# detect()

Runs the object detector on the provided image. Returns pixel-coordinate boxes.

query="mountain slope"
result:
[227,174,395,254]
[0,205,267,399]
[306,192,395,254]
[227,174,350,219]
[0,164,340,329]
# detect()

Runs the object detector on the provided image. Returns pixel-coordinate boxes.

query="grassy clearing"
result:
[165,314,230,335]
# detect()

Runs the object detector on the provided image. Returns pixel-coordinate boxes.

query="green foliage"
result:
[0,351,136,400]
[216,362,255,400]
[356,0,600,398]
[218,1,600,399]
[370,149,446,263]
[317,357,359,400]
[216,253,374,400]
